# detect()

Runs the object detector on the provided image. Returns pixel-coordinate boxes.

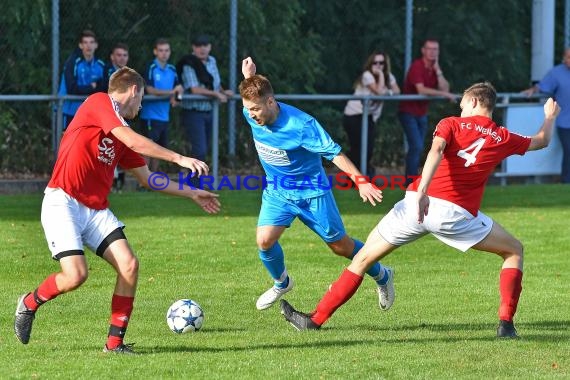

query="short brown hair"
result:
[463,82,497,111]
[154,38,170,48]
[112,42,129,53]
[79,29,97,43]
[108,67,144,94]
[239,75,274,101]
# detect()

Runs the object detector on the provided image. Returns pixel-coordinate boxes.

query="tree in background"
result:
[3,0,566,175]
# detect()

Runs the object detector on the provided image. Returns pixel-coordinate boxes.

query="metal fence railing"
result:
[0,92,544,185]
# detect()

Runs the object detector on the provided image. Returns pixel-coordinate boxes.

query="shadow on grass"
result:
[132,320,569,354]
[137,338,374,354]
[332,320,569,340]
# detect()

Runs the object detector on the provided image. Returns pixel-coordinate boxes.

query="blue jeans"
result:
[557,127,570,183]
[398,112,428,180]
[182,109,212,161]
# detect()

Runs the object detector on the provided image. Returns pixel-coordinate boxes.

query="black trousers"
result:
[342,113,375,171]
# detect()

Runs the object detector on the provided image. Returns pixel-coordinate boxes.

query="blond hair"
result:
[108,67,145,94]
[463,82,497,111]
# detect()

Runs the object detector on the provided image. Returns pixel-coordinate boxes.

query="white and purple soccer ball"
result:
[166,299,204,334]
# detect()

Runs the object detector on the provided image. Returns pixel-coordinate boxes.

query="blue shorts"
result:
[258,190,346,243]
[139,119,169,147]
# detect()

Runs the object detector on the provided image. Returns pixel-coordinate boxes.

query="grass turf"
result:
[0,185,569,378]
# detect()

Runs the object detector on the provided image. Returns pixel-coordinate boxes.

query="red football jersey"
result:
[408,115,531,216]
[48,93,146,209]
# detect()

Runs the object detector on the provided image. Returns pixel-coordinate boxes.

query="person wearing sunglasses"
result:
[343,51,400,178]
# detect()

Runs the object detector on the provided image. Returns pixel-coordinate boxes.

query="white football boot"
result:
[256,277,294,310]
[377,267,395,311]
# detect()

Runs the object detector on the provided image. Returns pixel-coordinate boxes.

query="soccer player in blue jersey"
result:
[239,57,394,311]
[140,38,184,172]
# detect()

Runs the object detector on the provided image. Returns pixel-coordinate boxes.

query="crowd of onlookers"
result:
[59,29,570,186]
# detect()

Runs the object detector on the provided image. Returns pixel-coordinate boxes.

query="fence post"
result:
[360,98,370,175]
[228,0,238,160]
[212,100,219,187]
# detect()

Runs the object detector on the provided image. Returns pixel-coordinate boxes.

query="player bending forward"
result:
[281,82,560,338]
[14,67,220,354]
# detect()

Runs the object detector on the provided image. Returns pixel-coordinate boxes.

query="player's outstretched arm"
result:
[415,136,446,223]
[331,153,383,206]
[128,166,221,214]
[528,98,561,151]
[111,126,209,176]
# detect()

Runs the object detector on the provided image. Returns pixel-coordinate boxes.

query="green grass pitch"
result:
[1,185,569,378]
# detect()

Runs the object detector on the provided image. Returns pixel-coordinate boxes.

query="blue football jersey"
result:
[243,102,341,199]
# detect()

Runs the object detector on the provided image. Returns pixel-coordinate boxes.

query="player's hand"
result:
[416,192,430,223]
[242,57,256,79]
[178,156,209,177]
[357,182,383,206]
[544,97,560,120]
[190,189,221,214]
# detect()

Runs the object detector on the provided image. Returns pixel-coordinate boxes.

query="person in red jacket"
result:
[398,38,456,185]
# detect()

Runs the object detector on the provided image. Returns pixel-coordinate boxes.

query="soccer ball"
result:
[166,299,204,334]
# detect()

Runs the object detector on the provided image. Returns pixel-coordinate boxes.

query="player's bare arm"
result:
[128,166,220,214]
[415,136,446,223]
[331,153,383,206]
[111,126,209,176]
[527,98,561,151]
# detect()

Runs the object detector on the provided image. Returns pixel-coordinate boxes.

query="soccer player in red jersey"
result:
[14,67,220,353]
[281,82,560,338]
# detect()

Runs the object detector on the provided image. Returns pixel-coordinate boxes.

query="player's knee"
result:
[329,245,348,257]
[512,239,524,258]
[61,270,88,291]
[119,256,139,280]
[256,235,277,251]
[502,239,524,261]
[328,241,352,258]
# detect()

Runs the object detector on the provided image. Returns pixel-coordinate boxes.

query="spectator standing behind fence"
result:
[104,43,130,192]
[176,34,234,163]
[139,38,183,172]
[522,47,570,183]
[398,38,455,185]
[343,51,400,178]
[104,43,130,91]
[58,30,106,129]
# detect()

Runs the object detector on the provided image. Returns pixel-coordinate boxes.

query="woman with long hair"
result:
[343,51,400,176]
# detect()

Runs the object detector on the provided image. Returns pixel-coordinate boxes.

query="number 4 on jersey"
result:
[457,138,485,167]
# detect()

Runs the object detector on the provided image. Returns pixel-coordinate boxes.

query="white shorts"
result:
[377,191,493,252]
[41,188,125,258]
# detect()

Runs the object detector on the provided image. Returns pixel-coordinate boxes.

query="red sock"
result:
[498,268,523,322]
[24,274,61,311]
[311,269,364,326]
[106,294,134,349]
